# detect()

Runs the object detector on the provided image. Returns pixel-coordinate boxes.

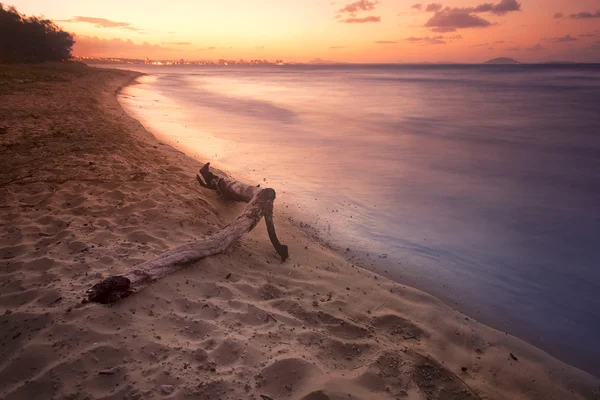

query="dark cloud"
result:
[423,1,520,32]
[161,42,192,46]
[338,0,378,13]
[58,16,143,32]
[424,0,520,15]
[487,0,521,15]
[412,4,423,10]
[570,10,600,19]
[553,12,564,19]
[545,34,577,43]
[425,9,491,32]
[340,16,381,23]
[426,3,443,12]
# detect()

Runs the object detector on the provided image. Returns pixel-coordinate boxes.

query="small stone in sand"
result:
[510,353,518,361]
[160,384,174,394]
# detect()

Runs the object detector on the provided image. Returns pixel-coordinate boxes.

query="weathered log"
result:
[85,163,288,304]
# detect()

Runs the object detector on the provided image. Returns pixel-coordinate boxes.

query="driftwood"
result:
[85,163,288,304]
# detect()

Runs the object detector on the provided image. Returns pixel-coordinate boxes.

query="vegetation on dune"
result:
[0,3,74,63]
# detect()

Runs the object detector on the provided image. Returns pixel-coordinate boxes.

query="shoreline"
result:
[115,66,600,379]
[1,63,598,399]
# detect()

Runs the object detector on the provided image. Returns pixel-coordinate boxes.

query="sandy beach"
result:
[1,63,599,400]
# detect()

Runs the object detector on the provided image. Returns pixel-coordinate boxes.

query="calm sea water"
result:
[112,64,600,377]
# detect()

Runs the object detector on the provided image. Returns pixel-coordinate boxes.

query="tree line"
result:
[0,3,75,63]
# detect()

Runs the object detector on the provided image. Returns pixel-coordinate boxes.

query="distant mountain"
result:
[485,57,520,65]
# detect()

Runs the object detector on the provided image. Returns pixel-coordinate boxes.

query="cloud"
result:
[73,36,174,58]
[375,40,399,44]
[470,39,503,47]
[424,0,520,15]
[425,9,491,32]
[336,0,380,22]
[256,46,265,49]
[553,12,564,19]
[198,46,216,51]
[584,41,600,51]
[528,44,545,51]
[486,0,521,15]
[570,10,600,19]
[412,4,423,10]
[506,43,545,51]
[544,34,577,43]
[340,16,381,23]
[161,42,192,46]
[329,46,346,49]
[405,36,447,44]
[579,32,598,37]
[338,0,378,13]
[426,3,443,12]
[58,16,143,32]
[422,1,520,32]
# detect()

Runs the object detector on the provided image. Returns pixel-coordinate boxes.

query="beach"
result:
[0,63,598,400]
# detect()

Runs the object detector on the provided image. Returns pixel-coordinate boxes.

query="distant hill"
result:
[485,57,520,65]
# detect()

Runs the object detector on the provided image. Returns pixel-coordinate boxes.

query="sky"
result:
[5,0,600,62]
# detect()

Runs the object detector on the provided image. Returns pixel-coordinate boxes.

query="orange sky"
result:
[6,0,600,62]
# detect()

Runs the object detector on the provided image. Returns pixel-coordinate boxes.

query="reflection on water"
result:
[115,64,600,376]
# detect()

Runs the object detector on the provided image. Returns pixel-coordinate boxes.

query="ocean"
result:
[113,64,600,377]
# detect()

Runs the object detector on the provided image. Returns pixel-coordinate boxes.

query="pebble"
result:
[160,384,174,394]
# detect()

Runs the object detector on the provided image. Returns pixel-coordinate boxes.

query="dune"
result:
[0,63,599,400]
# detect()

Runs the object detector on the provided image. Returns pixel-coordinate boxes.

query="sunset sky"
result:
[6,0,600,62]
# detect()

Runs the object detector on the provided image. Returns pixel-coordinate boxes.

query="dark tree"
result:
[0,3,75,63]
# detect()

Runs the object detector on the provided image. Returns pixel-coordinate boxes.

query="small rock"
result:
[461,367,468,372]
[510,353,518,361]
[312,300,319,307]
[160,384,174,394]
